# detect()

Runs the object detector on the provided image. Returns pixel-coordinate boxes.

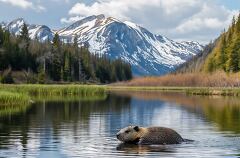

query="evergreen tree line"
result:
[0,23,132,83]
[205,13,240,73]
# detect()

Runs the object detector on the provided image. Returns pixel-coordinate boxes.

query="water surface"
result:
[0,91,240,158]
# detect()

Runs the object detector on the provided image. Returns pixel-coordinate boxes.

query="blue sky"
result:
[0,0,239,43]
[218,0,240,10]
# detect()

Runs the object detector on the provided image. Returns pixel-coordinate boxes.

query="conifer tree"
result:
[236,13,240,33]
[219,33,227,70]
[73,35,83,81]
[20,23,30,43]
[63,53,70,81]
[51,33,62,81]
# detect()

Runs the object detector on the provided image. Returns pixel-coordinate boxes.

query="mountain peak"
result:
[60,14,107,33]
[95,14,106,20]
[1,16,203,76]
[9,18,25,25]
[74,14,105,25]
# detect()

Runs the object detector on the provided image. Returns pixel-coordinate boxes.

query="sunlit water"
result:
[0,91,240,158]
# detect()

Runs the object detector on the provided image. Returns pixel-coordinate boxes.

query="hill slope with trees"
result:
[176,13,240,74]
[204,14,240,73]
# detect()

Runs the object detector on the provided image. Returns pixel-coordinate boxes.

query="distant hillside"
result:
[175,41,216,73]
[203,14,240,73]
[176,14,240,74]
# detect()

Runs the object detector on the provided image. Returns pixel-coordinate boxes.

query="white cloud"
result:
[50,0,70,3]
[0,0,46,11]
[61,16,83,24]
[62,0,237,43]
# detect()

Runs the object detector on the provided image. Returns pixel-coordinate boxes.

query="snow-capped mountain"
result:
[2,18,53,42]
[0,15,203,76]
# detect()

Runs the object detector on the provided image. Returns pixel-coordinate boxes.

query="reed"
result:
[108,86,240,96]
[0,91,30,105]
[0,84,106,106]
[0,84,106,97]
[114,71,240,87]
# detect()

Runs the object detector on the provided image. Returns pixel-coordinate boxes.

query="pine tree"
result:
[19,22,32,70]
[51,33,62,81]
[219,33,227,70]
[0,26,4,46]
[236,13,240,33]
[20,23,30,43]
[227,41,239,72]
[63,53,70,81]
[206,57,215,72]
[73,35,82,81]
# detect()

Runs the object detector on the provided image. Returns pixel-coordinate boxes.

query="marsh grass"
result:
[114,71,240,87]
[108,86,240,96]
[0,84,106,106]
[0,91,30,105]
[110,71,240,96]
[0,84,106,96]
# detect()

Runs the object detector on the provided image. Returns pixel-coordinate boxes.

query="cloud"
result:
[0,0,46,11]
[50,0,70,3]
[62,0,237,43]
[61,16,83,24]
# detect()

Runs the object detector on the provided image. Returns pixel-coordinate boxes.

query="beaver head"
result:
[116,126,144,144]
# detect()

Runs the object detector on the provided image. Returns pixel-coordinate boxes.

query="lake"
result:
[0,91,240,158]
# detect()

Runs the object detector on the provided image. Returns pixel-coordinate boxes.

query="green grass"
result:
[0,91,31,105]
[0,84,106,106]
[108,86,240,96]
[0,84,106,96]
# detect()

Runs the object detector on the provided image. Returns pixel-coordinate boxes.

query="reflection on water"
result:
[0,91,240,157]
[116,143,177,154]
[113,91,240,134]
[0,103,31,117]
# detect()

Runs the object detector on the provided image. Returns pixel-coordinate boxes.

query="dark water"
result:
[0,91,240,158]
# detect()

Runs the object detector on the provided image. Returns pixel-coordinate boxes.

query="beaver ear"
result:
[133,126,139,131]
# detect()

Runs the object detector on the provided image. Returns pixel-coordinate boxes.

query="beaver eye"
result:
[125,130,130,133]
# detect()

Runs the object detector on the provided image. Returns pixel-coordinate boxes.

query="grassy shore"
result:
[0,84,106,105]
[108,86,240,96]
[1,83,240,107]
[0,84,106,96]
[0,91,30,105]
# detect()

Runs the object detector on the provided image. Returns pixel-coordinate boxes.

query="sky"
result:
[0,0,239,44]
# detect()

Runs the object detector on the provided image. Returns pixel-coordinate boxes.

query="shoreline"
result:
[107,86,240,96]
[0,84,240,98]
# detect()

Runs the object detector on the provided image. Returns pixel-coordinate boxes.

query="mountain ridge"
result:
[0,15,203,76]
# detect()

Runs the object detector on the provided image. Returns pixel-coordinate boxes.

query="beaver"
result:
[116,126,185,145]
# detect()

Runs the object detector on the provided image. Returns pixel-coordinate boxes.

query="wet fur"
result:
[117,126,185,145]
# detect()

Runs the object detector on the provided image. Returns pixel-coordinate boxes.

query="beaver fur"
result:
[116,126,184,145]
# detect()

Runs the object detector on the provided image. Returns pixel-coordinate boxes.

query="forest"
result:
[0,23,132,84]
[205,13,240,72]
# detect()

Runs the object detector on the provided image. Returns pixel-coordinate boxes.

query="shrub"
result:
[0,68,14,84]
